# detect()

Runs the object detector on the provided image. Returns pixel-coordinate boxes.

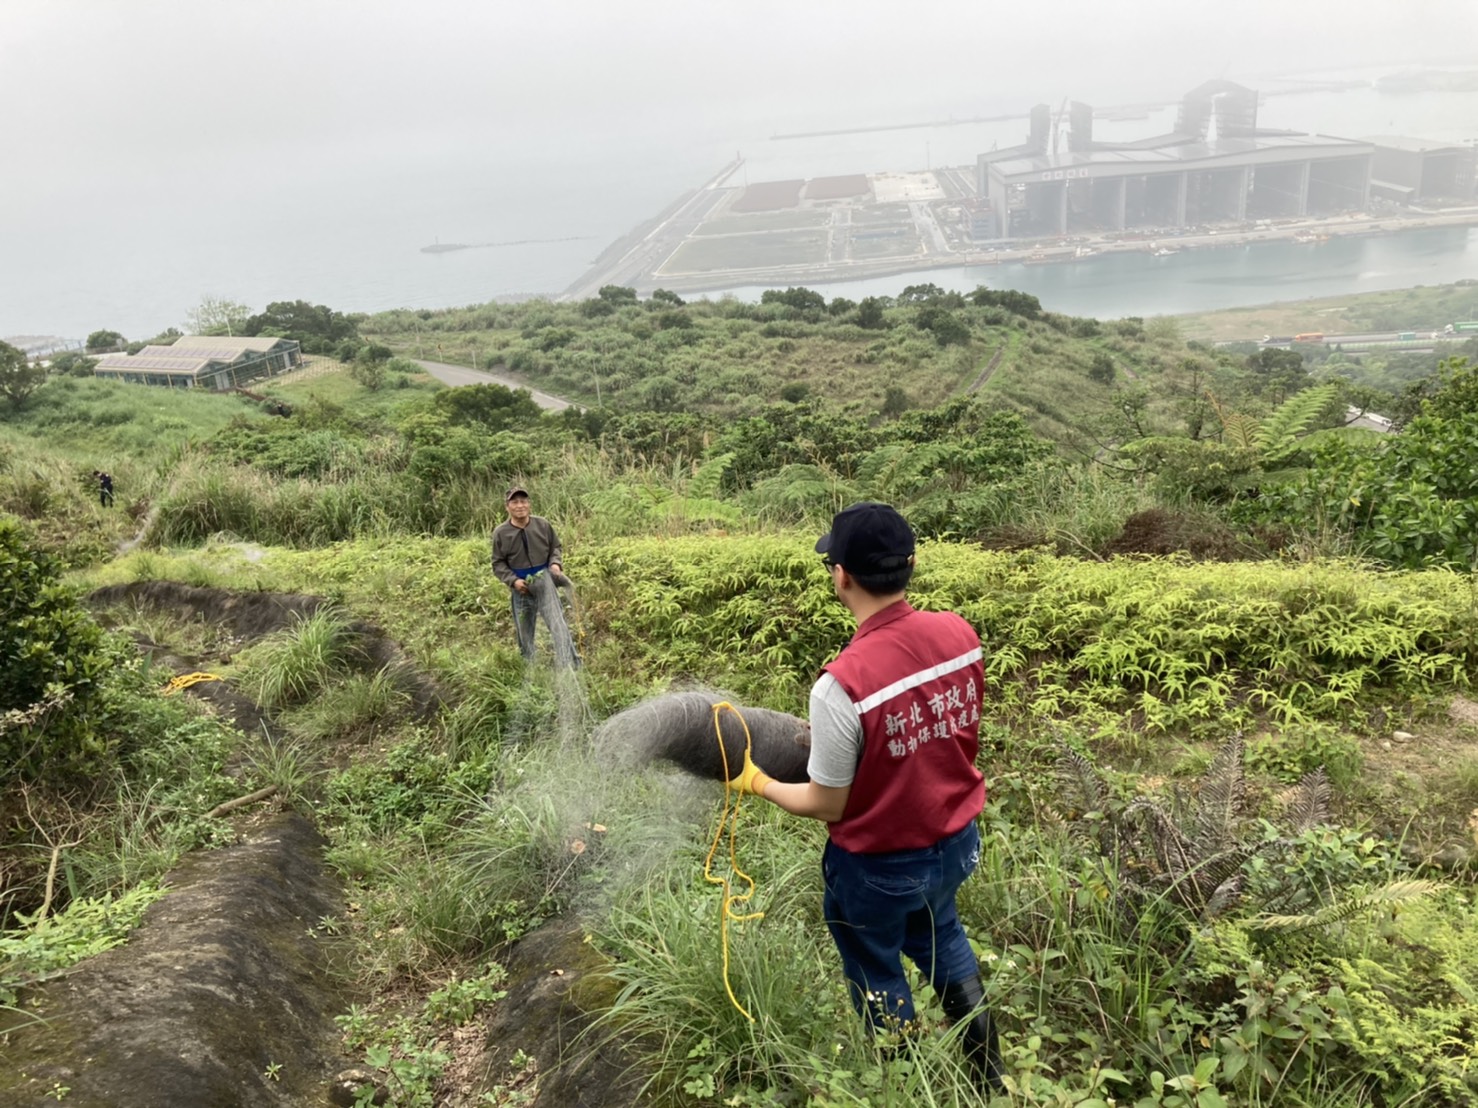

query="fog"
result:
[4,0,1476,338]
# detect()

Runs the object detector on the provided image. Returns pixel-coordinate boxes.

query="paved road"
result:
[1257,329,1467,349]
[412,359,573,411]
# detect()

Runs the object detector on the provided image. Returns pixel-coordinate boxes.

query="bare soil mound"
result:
[89,581,445,717]
[8,582,661,1106]
[1102,509,1263,561]
[458,918,650,1107]
[0,815,349,1108]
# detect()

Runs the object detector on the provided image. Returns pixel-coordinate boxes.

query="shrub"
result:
[0,515,112,784]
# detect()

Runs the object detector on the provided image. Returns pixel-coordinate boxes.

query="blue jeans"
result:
[822,820,981,1030]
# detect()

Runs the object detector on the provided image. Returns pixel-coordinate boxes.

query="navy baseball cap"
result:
[815,502,915,574]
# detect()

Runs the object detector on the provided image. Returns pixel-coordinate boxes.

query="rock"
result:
[1448,695,1478,727]
[1392,730,1415,743]
[1380,741,1392,751]
[330,1068,388,1107]
[1434,844,1471,872]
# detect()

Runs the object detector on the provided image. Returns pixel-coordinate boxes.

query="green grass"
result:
[0,374,255,458]
[1176,279,1478,343]
[234,607,361,709]
[851,227,924,259]
[268,364,439,412]
[243,728,323,804]
[277,669,411,745]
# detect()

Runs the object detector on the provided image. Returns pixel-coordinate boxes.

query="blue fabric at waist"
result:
[513,563,549,580]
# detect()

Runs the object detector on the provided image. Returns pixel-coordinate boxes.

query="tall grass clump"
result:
[277,669,410,745]
[149,462,272,546]
[243,728,323,805]
[64,780,206,896]
[234,607,360,709]
[587,806,1010,1107]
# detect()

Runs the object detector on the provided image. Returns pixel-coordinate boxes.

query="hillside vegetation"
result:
[1176,279,1478,344]
[2,286,1478,1106]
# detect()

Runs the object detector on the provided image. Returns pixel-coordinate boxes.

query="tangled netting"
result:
[527,571,581,669]
[593,690,812,784]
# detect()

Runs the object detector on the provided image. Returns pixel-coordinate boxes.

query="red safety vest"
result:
[822,600,986,853]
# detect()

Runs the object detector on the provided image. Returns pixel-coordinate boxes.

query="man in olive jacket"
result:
[491,486,576,665]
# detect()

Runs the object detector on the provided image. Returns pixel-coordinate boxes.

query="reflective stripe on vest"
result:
[822,602,986,854]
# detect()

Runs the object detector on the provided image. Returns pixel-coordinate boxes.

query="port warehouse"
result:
[93,336,302,390]
[973,81,1476,240]
[1367,135,1478,204]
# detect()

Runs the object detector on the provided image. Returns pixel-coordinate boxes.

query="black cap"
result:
[815,502,915,575]
[505,486,529,502]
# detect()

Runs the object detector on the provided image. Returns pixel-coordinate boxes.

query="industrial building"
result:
[93,335,302,390]
[1368,136,1478,204]
[975,82,1374,240]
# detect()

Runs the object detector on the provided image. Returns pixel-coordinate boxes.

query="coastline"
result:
[615,207,1478,302]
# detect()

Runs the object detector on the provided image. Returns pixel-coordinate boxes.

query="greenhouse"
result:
[93,335,302,389]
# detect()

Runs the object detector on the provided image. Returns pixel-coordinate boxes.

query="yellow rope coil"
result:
[161,672,224,696]
[703,701,766,1023]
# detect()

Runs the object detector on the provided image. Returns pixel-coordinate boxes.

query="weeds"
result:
[244,728,322,805]
[0,884,166,1007]
[235,607,360,709]
[278,669,410,745]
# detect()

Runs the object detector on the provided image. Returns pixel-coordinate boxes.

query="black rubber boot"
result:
[938,975,1005,1096]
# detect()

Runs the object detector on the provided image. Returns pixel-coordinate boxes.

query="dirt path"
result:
[964,343,1007,394]
[413,359,573,412]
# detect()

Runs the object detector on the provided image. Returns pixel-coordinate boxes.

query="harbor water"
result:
[716,225,1478,320]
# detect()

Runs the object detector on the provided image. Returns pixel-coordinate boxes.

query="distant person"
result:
[92,470,114,508]
[490,486,579,667]
[729,502,1004,1093]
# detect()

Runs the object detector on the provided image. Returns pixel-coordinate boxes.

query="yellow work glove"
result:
[727,752,774,798]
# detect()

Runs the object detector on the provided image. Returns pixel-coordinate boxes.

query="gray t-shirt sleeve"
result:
[807,671,863,787]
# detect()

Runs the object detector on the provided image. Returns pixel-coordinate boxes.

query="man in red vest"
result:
[732,502,1004,1093]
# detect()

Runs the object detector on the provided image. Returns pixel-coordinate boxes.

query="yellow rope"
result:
[161,672,223,696]
[703,701,766,1023]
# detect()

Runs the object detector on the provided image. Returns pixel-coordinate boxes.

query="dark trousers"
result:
[822,820,981,1030]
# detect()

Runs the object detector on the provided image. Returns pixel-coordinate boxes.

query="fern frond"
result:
[1252,879,1446,932]
[1201,874,1245,921]
[663,496,742,528]
[747,464,846,513]
[1054,745,1104,817]
[855,441,954,500]
[1221,412,1261,451]
[1191,734,1245,854]
[1302,426,1385,449]
[688,452,735,500]
[1193,844,1258,897]
[1281,767,1332,834]
[1127,798,1195,884]
[1254,382,1339,461]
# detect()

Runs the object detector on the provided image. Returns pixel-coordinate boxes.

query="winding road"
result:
[412,359,573,411]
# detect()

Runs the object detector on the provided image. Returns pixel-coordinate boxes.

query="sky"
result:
[7,0,1475,172]
[3,0,1476,340]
